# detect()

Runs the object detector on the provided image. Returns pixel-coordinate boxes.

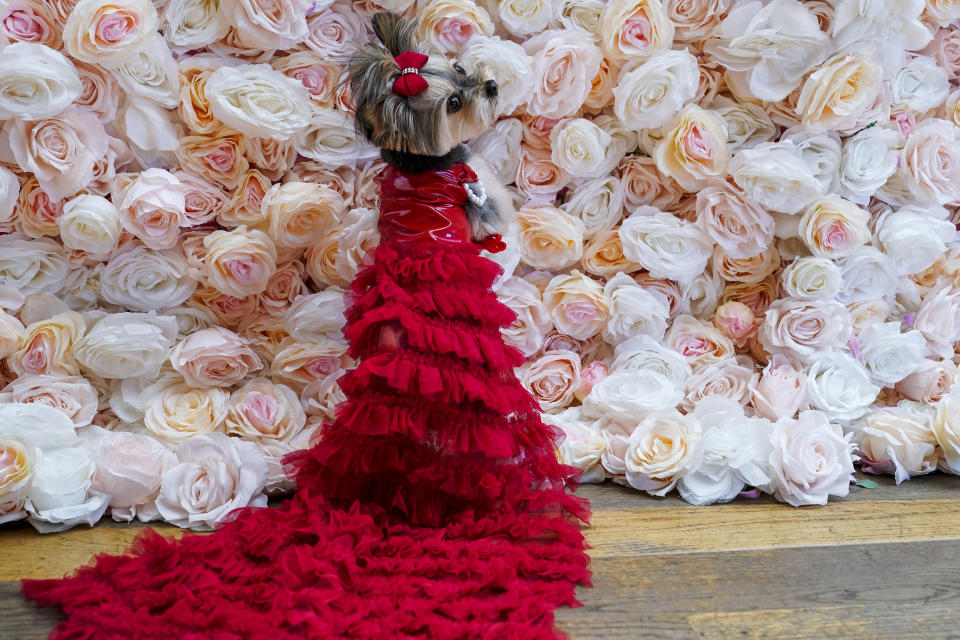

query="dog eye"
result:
[447,94,462,113]
[453,63,465,74]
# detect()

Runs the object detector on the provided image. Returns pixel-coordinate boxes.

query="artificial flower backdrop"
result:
[1,0,960,532]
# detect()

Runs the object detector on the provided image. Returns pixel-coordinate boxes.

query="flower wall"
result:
[2,0,960,533]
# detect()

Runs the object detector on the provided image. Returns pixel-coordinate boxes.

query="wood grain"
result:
[2,476,959,639]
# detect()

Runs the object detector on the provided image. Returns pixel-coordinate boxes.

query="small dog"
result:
[349,12,514,242]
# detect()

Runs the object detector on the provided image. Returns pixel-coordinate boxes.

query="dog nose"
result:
[484,79,498,98]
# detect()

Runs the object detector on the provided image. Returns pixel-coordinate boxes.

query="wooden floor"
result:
[2,474,958,639]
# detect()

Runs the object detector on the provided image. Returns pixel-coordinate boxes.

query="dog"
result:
[348,12,515,243]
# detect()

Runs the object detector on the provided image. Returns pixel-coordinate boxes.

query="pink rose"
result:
[682,356,758,411]
[416,0,494,53]
[758,298,853,364]
[925,27,960,81]
[696,181,775,259]
[304,4,369,62]
[896,358,956,403]
[0,374,97,427]
[116,168,186,251]
[575,360,610,401]
[259,260,307,317]
[202,226,278,298]
[768,410,855,506]
[0,1,61,48]
[749,354,806,421]
[713,301,757,346]
[192,286,261,329]
[170,326,263,388]
[219,169,271,229]
[618,155,683,211]
[543,271,610,341]
[515,144,569,200]
[173,169,229,227]
[667,314,736,368]
[270,338,349,392]
[520,351,582,411]
[523,28,602,118]
[224,378,306,443]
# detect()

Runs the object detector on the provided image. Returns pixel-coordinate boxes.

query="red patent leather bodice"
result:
[376,162,505,252]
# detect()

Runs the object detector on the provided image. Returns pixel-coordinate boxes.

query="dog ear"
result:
[371,12,420,57]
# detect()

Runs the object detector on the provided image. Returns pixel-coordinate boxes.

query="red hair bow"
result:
[392,51,429,97]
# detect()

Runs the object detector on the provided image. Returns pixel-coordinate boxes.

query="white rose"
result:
[852,405,938,484]
[25,446,110,533]
[681,268,724,318]
[295,107,378,169]
[881,119,960,206]
[611,334,692,387]
[857,322,926,385]
[100,245,197,312]
[0,42,83,119]
[613,48,698,130]
[838,125,901,203]
[603,272,669,344]
[679,397,773,505]
[560,176,624,240]
[0,167,19,232]
[108,34,179,108]
[58,194,121,256]
[780,128,842,194]
[831,0,931,54]
[108,372,181,423]
[162,0,229,50]
[711,96,777,151]
[546,410,606,484]
[875,207,955,276]
[74,312,179,379]
[155,432,267,531]
[625,408,702,496]
[468,117,523,185]
[118,96,181,156]
[460,37,534,116]
[0,234,68,298]
[704,0,830,101]
[285,289,347,343]
[582,369,683,422]
[335,207,380,284]
[891,55,949,114]
[729,141,824,214]
[781,257,843,300]
[498,276,552,357]
[837,247,897,303]
[759,299,853,364]
[806,351,880,422]
[620,208,713,284]
[550,118,612,179]
[768,410,855,506]
[220,0,311,51]
[206,64,313,141]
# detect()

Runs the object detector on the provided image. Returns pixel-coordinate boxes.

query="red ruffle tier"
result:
[22,240,591,639]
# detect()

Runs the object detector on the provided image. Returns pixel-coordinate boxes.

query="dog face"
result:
[349,12,499,156]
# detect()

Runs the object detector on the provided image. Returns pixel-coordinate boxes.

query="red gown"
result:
[21,161,591,640]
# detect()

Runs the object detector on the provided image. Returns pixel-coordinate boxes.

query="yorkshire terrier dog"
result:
[349,12,514,243]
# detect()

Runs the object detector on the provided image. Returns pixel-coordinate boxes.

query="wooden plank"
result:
[0,582,61,640]
[554,539,960,639]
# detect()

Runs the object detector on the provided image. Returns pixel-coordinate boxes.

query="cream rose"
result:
[521,351,582,411]
[613,49,698,130]
[108,33,178,109]
[63,0,158,64]
[682,356,758,411]
[768,410,854,506]
[853,405,938,484]
[270,338,349,392]
[875,207,955,276]
[155,432,267,531]
[516,204,585,271]
[161,0,229,50]
[416,0,494,53]
[460,36,534,116]
[599,0,673,63]
[781,257,842,300]
[100,245,197,312]
[205,64,312,140]
[8,311,85,377]
[612,334,693,384]
[0,42,82,119]
[294,107,377,169]
[759,299,853,364]
[625,408,702,496]
[202,226,278,298]
[666,314,736,369]
[523,28,601,118]
[796,50,884,132]
[619,208,713,284]
[0,374,97,427]
[57,194,121,256]
[798,195,871,258]
[560,176,625,241]
[0,437,35,525]
[220,0,311,51]
[143,381,229,444]
[653,105,730,191]
[542,271,609,341]
[498,277,552,357]
[262,181,345,250]
[0,234,67,299]
[549,118,612,179]
[334,207,380,284]
[74,312,178,379]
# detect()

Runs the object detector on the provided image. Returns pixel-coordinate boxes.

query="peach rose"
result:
[176,57,223,136]
[270,338,349,392]
[416,0,494,53]
[334,207,380,284]
[0,374,97,427]
[682,356,759,411]
[600,0,674,63]
[143,381,229,444]
[523,28,602,118]
[175,131,249,189]
[713,244,780,284]
[667,0,730,42]
[543,271,610,341]
[173,169,230,227]
[633,272,683,319]
[0,312,25,360]
[666,314,736,368]
[8,311,85,377]
[202,226,278,298]
[896,359,956,404]
[116,168,186,251]
[300,375,346,423]
[798,195,871,258]
[749,354,806,421]
[0,437,35,524]
[625,408,702,495]
[584,57,620,113]
[582,228,643,278]
[263,181,345,250]
[0,2,61,48]
[618,155,683,211]
[654,105,730,191]
[5,106,108,201]
[516,204,585,270]
[169,326,263,388]
[796,51,883,132]
[220,0,311,51]
[236,311,291,365]
[219,169,271,229]
[515,144,569,200]
[305,233,348,289]
[224,378,306,443]
[713,301,757,346]
[520,351,582,411]
[259,260,307,317]
[63,0,157,64]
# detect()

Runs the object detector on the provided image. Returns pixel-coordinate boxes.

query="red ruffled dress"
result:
[22,161,591,640]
